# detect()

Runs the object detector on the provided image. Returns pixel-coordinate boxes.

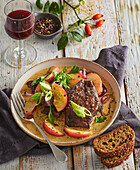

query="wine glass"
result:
[4,0,37,67]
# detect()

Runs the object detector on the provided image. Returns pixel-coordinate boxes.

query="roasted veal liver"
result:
[65,79,102,128]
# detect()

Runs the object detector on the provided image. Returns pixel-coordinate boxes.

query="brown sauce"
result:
[20,66,116,143]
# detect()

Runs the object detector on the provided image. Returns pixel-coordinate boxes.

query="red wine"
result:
[5,10,35,40]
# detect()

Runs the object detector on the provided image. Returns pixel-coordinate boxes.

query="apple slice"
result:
[52,83,67,112]
[44,121,65,137]
[24,96,36,115]
[64,127,92,138]
[35,83,42,93]
[86,73,103,95]
[45,66,60,83]
[69,79,81,87]
[69,73,84,79]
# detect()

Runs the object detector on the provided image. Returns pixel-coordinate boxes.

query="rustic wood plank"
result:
[62,0,119,60]
[62,0,136,169]
[0,0,72,170]
[114,0,140,170]
[114,0,140,119]
[134,148,140,170]
[73,145,135,170]
[19,147,73,170]
[0,158,19,170]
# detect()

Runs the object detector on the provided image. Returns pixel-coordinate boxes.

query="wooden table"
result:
[0,0,140,169]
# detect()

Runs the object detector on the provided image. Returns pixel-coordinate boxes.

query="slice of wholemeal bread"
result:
[101,140,135,168]
[93,124,135,158]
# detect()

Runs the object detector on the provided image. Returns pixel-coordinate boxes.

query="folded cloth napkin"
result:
[0,45,140,164]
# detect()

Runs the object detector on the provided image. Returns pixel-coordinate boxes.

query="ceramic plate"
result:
[11,58,121,146]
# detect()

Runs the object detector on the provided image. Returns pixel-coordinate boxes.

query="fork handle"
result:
[33,121,67,163]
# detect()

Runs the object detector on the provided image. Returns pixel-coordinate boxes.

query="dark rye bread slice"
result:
[65,79,102,128]
[93,124,135,158]
[101,142,134,168]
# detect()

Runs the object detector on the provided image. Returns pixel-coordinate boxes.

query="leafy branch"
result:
[57,0,93,50]
[36,0,65,16]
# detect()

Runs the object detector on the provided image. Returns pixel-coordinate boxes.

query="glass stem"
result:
[18,40,24,58]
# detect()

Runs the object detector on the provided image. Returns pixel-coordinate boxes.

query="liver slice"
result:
[65,79,102,128]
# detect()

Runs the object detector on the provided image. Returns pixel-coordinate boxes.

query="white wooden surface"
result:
[0,0,139,169]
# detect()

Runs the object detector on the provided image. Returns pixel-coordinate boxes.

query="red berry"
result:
[85,24,92,36]
[92,14,103,20]
[96,19,105,27]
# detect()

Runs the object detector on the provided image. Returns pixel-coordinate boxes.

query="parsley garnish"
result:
[53,66,80,88]
[53,68,70,88]
[31,92,44,106]
[68,66,80,74]
[31,74,49,85]
[48,105,55,125]
[95,116,107,123]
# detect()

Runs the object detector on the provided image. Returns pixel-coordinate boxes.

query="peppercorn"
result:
[35,17,58,35]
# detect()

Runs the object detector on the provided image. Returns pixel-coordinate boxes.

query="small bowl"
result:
[34,13,63,39]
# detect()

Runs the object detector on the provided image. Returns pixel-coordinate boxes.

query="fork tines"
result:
[11,93,25,118]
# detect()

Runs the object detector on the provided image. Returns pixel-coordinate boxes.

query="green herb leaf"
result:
[48,106,55,125]
[68,65,80,74]
[36,0,43,9]
[75,27,85,38]
[45,91,53,102]
[70,101,91,118]
[67,74,72,79]
[57,35,68,50]
[31,75,48,85]
[95,116,107,123]
[71,31,82,42]
[31,92,44,106]
[49,2,59,15]
[43,1,50,12]
[53,68,70,88]
[58,4,65,14]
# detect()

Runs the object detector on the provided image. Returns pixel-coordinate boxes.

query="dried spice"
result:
[35,17,58,35]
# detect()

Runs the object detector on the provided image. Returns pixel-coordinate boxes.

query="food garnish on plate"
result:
[21,65,116,141]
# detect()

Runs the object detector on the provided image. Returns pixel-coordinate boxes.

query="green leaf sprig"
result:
[31,81,52,105]
[70,101,91,118]
[57,0,92,50]
[31,75,48,86]
[31,92,44,106]
[36,0,65,16]
[48,105,55,125]
[95,116,107,123]
[68,65,80,74]
[53,67,71,88]
[36,0,43,9]
[43,1,50,12]
[53,66,80,88]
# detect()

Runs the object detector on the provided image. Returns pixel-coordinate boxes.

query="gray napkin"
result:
[0,45,140,164]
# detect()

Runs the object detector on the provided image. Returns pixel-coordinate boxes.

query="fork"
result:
[11,93,67,163]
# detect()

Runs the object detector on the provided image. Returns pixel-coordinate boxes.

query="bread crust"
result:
[93,124,135,158]
[101,139,135,168]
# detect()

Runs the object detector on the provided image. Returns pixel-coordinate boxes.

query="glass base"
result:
[4,43,37,67]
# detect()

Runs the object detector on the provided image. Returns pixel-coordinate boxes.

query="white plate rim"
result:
[10,57,121,146]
